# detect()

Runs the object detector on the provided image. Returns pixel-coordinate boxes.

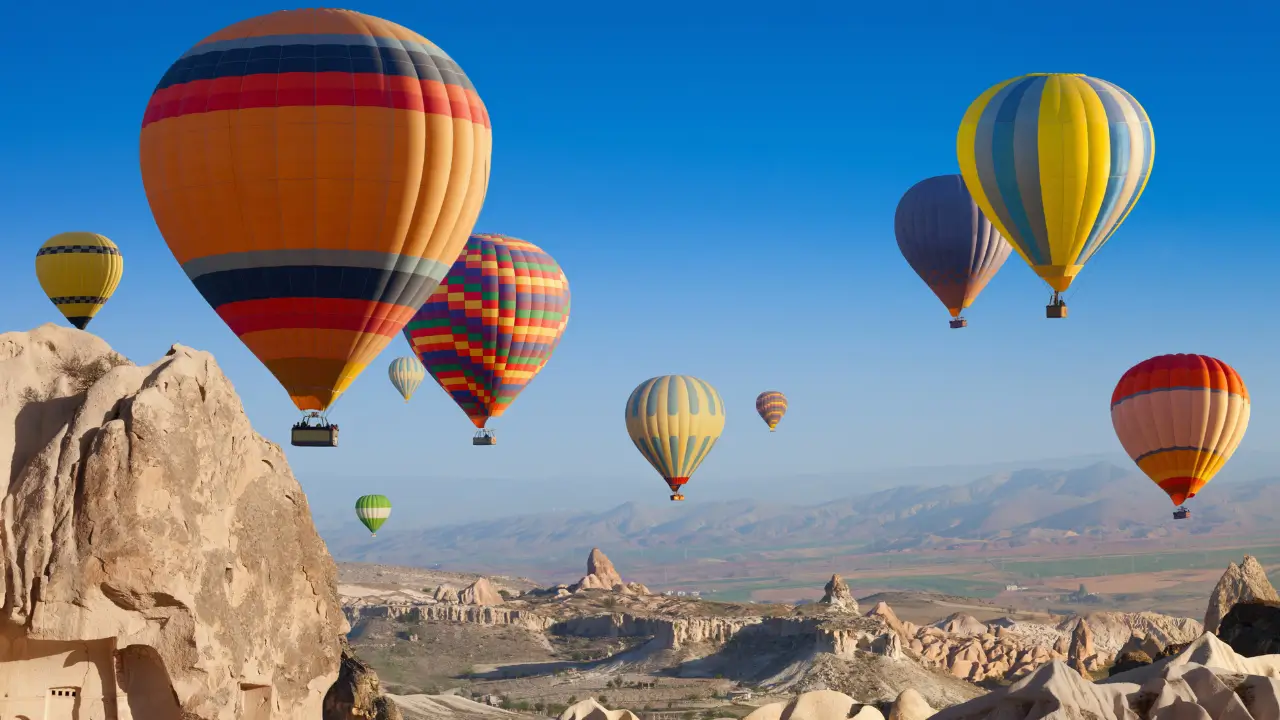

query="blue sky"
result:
[1,0,1278,527]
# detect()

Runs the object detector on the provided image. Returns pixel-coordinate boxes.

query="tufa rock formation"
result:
[323,638,402,720]
[433,584,461,603]
[1216,599,1280,657]
[933,632,1280,720]
[887,689,935,720]
[458,578,503,606]
[1066,617,1098,676]
[571,548,649,595]
[1203,554,1279,634]
[819,574,858,612]
[0,325,345,719]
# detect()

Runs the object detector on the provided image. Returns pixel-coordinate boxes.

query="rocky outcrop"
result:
[433,585,460,603]
[1067,617,1099,675]
[459,578,503,606]
[1216,599,1280,657]
[933,633,1280,720]
[820,575,858,612]
[575,548,626,591]
[887,689,934,720]
[0,325,344,719]
[1072,611,1204,659]
[323,638,403,720]
[1204,555,1279,634]
[1107,650,1152,677]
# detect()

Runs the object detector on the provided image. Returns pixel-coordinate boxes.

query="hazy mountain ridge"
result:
[326,463,1280,570]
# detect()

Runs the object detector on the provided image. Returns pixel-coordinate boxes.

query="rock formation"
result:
[1066,617,1098,675]
[887,689,934,720]
[433,585,461,603]
[458,578,503,606]
[1216,599,1280,657]
[1204,554,1279,634]
[578,548,625,590]
[0,325,345,719]
[934,632,1280,720]
[323,638,402,720]
[819,575,858,612]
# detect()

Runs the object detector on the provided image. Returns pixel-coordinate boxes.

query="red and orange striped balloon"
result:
[1110,354,1250,506]
[139,8,492,412]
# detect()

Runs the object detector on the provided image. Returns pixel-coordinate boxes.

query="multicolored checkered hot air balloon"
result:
[355,494,392,536]
[625,375,725,501]
[403,234,571,445]
[1111,354,1250,519]
[138,8,492,447]
[755,391,788,431]
[957,73,1154,319]
[35,232,124,330]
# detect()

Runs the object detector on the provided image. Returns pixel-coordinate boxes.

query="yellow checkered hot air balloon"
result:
[35,232,124,330]
[957,73,1154,318]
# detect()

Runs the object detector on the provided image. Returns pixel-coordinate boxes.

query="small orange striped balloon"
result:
[1110,354,1250,506]
[755,391,788,432]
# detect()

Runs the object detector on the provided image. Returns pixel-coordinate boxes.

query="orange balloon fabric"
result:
[1110,354,1250,505]
[139,8,492,411]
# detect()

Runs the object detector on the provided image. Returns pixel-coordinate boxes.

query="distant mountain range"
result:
[322,463,1280,576]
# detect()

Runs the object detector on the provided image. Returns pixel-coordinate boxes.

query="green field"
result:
[711,573,1008,603]
[1000,544,1280,579]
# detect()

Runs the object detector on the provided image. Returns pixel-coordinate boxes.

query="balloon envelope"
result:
[388,357,425,402]
[894,175,1012,317]
[957,73,1154,293]
[355,494,392,535]
[35,232,123,330]
[404,234,570,428]
[625,375,725,496]
[1111,354,1249,505]
[139,8,492,413]
[755,391,788,431]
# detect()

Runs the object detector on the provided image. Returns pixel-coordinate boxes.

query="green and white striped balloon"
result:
[355,494,392,536]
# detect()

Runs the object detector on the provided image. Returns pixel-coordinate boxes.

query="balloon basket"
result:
[473,429,497,446]
[1173,506,1190,520]
[291,417,338,447]
[1046,302,1068,319]
[949,318,968,329]
[670,493,685,501]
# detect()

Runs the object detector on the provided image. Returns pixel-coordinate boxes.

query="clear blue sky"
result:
[2,0,1277,526]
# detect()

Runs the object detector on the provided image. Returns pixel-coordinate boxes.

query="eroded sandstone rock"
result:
[0,325,344,719]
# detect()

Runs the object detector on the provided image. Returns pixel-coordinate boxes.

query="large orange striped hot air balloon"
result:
[1110,354,1250,519]
[403,234,570,445]
[139,8,492,447]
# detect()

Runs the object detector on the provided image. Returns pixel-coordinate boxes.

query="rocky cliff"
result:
[1204,554,1279,634]
[0,325,345,719]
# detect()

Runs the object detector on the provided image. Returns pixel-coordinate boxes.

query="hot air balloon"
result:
[404,234,570,445]
[388,357,425,402]
[756,391,788,431]
[957,73,1154,319]
[139,8,492,448]
[894,175,1012,328]
[1111,354,1249,520]
[355,494,392,537]
[35,232,124,330]
[625,376,725,501]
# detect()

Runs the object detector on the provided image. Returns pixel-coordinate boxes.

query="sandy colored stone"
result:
[819,575,857,612]
[0,325,343,719]
[433,584,461,603]
[323,637,402,720]
[458,578,503,606]
[888,688,934,720]
[1204,555,1280,634]
[575,548,626,592]
[781,689,856,720]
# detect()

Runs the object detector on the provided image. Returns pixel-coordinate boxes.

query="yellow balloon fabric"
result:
[35,232,124,330]
[624,375,725,497]
[957,73,1154,293]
